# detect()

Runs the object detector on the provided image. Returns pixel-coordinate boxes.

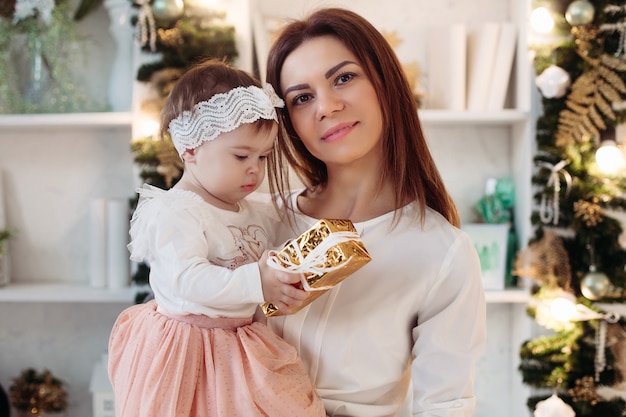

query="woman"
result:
[264,7,486,417]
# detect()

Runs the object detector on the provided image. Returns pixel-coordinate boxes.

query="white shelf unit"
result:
[0,112,133,128]
[0,282,141,303]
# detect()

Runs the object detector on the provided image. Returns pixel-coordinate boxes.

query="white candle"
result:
[107,199,130,289]
[89,199,108,288]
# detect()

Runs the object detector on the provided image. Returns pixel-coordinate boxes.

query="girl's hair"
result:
[265,8,460,227]
[160,58,277,140]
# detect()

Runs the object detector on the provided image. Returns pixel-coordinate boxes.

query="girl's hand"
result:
[258,250,309,313]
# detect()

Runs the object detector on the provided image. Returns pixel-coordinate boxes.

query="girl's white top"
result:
[266,190,487,417]
[128,184,279,317]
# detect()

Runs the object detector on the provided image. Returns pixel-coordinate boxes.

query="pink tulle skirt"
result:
[108,300,326,417]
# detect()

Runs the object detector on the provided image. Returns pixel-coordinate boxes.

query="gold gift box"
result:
[262,218,371,316]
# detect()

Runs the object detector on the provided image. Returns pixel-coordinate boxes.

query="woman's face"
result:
[279,35,384,169]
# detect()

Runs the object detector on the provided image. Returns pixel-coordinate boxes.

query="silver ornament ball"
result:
[152,0,185,23]
[580,270,611,300]
[565,0,595,26]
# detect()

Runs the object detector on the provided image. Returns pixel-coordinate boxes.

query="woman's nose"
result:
[316,90,343,120]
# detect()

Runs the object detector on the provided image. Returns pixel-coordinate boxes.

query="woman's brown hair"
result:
[265,8,460,227]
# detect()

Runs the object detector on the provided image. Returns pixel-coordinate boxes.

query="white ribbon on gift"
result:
[266,231,360,291]
[538,159,572,225]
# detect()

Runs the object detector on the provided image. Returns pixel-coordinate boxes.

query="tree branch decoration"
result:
[556,26,626,146]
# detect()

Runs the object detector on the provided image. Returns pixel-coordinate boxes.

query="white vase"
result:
[8,32,54,112]
[105,0,134,112]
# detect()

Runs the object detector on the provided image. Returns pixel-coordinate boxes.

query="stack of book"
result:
[425,22,517,111]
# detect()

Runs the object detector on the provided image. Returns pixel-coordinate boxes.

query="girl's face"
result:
[279,35,384,169]
[182,122,277,208]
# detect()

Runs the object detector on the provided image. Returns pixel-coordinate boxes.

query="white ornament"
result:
[151,0,184,24]
[534,394,575,417]
[565,0,595,26]
[580,266,611,300]
[536,65,571,99]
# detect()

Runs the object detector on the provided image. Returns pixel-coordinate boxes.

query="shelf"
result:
[484,288,530,304]
[0,282,529,304]
[0,110,529,129]
[0,112,133,128]
[0,282,142,303]
[419,109,529,126]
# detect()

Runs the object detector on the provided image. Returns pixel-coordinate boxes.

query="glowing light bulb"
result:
[550,296,577,323]
[596,140,623,174]
[137,119,160,138]
[530,7,555,33]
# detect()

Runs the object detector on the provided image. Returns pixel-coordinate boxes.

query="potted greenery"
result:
[0,228,15,286]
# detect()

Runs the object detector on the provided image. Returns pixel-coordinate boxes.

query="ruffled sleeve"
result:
[127,184,166,263]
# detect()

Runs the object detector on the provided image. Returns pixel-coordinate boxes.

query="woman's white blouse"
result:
[267,193,487,417]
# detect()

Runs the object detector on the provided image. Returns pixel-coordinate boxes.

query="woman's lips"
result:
[322,122,357,142]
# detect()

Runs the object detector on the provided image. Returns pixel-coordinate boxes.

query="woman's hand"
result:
[258,250,310,313]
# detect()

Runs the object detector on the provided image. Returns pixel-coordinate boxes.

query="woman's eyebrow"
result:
[284,83,309,96]
[325,60,355,79]
[283,60,357,96]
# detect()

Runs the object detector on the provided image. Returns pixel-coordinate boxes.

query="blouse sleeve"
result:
[410,231,487,416]
[144,198,265,310]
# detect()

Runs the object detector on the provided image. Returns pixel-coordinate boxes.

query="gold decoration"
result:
[262,219,371,316]
[381,29,424,102]
[9,369,67,415]
[513,229,572,291]
[154,138,183,188]
[573,198,604,227]
[555,26,626,146]
[568,376,601,405]
[158,27,184,48]
[381,29,402,49]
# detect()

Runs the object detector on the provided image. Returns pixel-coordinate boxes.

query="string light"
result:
[595,140,624,174]
[531,7,555,33]
[137,118,160,138]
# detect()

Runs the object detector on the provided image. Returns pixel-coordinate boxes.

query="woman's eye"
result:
[235,155,247,160]
[292,93,312,106]
[259,155,268,161]
[336,72,355,85]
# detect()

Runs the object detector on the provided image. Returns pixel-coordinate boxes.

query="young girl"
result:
[108,59,326,417]
[264,8,486,417]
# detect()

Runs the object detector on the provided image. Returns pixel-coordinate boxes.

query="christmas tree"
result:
[517,1,626,415]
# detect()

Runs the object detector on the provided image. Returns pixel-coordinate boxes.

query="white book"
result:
[466,22,501,111]
[426,24,467,111]
[486,23,517,111]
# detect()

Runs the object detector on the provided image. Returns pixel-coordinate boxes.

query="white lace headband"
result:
[169,84,285,155]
